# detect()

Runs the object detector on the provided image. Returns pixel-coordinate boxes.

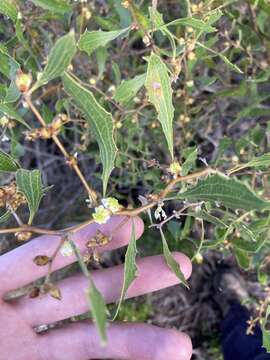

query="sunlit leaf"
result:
[160,228,189,288]
[69,238,108,345]
[114,220,138,319]
[145,53,174,159]
[16,169,44,224]
[176,174,270,211]
[31,31,77,93]
[78,28,129,56]
[63,72,117,195]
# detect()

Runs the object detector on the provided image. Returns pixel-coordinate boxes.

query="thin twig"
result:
[24,95,98,204]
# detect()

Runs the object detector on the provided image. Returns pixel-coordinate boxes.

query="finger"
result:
[38,321,192,360]
[0,216,144,295]
[15,252,192,325]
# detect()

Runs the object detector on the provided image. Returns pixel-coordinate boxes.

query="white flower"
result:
[60,241,74,257]
[154,203,167,221]
[93,205,111,224]
[101,197,122,213]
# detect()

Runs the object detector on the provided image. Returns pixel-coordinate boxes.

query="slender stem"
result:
[185,0,191,17]
[7,203,23,226]
[0,226,62,236]
[24,95,98,204]
[1,167,213,237]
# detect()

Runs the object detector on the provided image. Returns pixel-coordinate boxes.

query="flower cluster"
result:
[24,114,69,141]
[169,161,182,177]
[92,197,123,224]
[0,182,26,210]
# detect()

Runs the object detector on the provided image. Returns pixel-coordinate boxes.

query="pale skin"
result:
[0,216,193,360]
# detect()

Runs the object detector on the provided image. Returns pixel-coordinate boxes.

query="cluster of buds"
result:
[0,116,16,129]
[191,2,204,14]
[81,6,92,20]
[92,197,123,224]
[0,182,26,211]
[15,70,32,93]
[171,58,182,80]
[25,114,69,141]
[86,229,111,248]
[121,0,131,8]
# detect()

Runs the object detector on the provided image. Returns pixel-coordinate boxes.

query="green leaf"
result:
[0,103,31,129]
[191,210,228,228]
[181,147,198,176]
[63,73,117,195]
[248,0,270,15]
[114,220,138,319]
[0,0,18,22]
[114,73,146,105]
[230,153,270,174]
[78,28,129,56]
[0,149,20,172]
[234,247,250,270]
[31,31,77,93]
[0,210,11,224]
[262,305,270,352]
[86,282,108,346]
[176,174,270,211]
[145,53,174,159]
[160,228,189,288]
[159,17,217,33]
[69,239,108,345]
[29,0,72,14]
[219,54,243,74]
[16,169,44,224]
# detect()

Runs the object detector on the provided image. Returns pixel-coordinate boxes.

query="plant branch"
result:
[24,95,98,205]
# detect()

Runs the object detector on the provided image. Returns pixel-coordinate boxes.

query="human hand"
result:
[0,216,192,360]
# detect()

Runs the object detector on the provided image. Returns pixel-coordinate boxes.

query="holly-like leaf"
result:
[114,221,138,319]
[176,174,270,211]
[63,73,117,195]
[30,31,77,93]
[145,53,174,159]
[114,73,146,105]
[16,169,44,224]
[0,0,18,22]
[160,228,189,288]
[29,0,72,14]
[78,28,129,56]
[0,149,20,172]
